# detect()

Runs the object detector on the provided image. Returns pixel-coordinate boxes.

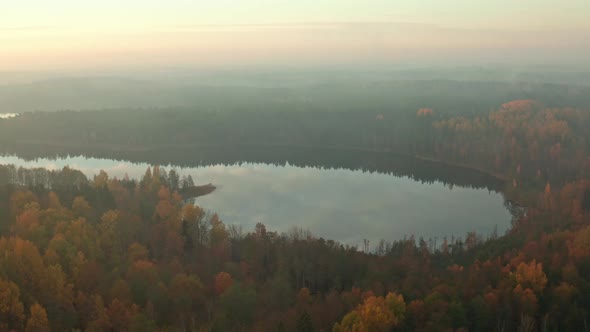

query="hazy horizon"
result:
[2,1,589,72]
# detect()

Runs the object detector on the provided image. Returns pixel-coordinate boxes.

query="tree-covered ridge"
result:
[0,161,589,331]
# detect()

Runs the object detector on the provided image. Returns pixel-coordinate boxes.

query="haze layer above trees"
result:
[2,67,590,112]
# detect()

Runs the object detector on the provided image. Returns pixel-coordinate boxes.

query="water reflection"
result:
[0,145,505,191]
[0,155,512,246]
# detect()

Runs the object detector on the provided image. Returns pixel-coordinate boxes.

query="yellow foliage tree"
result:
[357,296,395,331]
[333,292,405,332]
[25,302,50,332]
[514,260,548,294]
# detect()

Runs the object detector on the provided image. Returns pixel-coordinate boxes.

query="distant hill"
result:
[1,73,590,113]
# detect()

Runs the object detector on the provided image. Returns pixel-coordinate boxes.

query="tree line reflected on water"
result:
[0,144,505,192]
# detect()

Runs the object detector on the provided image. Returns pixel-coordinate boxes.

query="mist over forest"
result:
[2,66,590,112]
[2,1,590,331]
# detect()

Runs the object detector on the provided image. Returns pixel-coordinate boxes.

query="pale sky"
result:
[1,0,589,71]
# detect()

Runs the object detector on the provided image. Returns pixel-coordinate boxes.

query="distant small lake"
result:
[0,154,512,247]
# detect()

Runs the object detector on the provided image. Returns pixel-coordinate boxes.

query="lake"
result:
[0,154,512,247]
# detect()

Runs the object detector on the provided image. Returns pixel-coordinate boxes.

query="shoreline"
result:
[411,154,510,182]
[3,140,509,183]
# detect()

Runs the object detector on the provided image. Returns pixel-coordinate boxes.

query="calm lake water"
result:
[0,154,512,247]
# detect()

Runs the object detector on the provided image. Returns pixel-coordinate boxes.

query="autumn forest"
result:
[5,0,590,330]
[0,96,589,332]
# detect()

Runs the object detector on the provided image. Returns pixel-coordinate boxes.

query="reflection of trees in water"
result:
[0,144,504,192]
